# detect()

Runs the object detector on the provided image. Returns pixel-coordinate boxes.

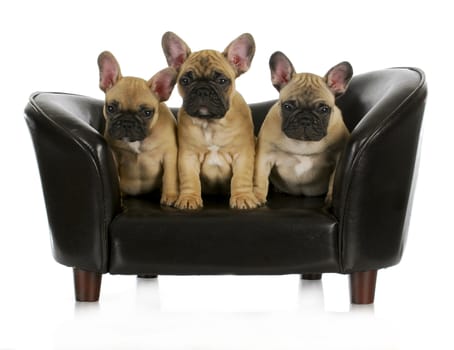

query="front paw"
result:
[175,194,203,210]
[160,193,179,207]
[230,192,260,210]
[324,192,333,208]
[253,188,267,205]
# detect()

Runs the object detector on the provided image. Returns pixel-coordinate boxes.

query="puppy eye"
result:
[180,72,193,86]
[106,104,117,114]
[142,109,154,118]
[282,101,296,111]
[318,104,331,115]
[213,72,229,85]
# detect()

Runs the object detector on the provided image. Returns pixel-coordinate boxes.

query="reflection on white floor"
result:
[0,242,454,350]
[55,275,389,350]
[1,261,453,349]
[3,273,396,349]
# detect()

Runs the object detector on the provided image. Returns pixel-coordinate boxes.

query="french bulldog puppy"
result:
[254,51,352,206]
[161,32,260,210]
[98,51,179,206]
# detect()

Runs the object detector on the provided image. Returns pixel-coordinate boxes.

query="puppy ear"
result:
[325,61,353,96]
[269,51,296,91]
[161,31,191,72]
[98,51,122,92]
[148,67,178,102]
[223,33,255,77]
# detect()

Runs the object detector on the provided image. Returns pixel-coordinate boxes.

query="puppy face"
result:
[279,75,335,141]
[103,78,160,142]
[270,52,353,141]
[162,32,255,119]
[178,51,236,119]
[98,51,177,142]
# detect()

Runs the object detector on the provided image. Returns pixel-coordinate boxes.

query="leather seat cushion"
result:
[109,191,340,275]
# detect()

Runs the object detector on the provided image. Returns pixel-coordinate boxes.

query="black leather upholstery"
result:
[109,193,338,275]
[334,68,427,272]
[25,93,121,272]
[24,67,427,277]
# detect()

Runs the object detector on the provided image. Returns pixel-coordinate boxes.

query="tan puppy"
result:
[254,52,352,206]
[161,32,260,210]
[98,51,179,206]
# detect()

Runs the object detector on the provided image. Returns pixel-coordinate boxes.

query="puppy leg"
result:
[325,154,341,207]
[160,149,179,206]
[325,172,335,207]
[253,147,274,205]
[175,150,203,210]
[229,151,260,209]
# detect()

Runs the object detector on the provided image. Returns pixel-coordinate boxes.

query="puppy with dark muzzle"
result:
[98,51,179,206]
[161,32,260,210]
[254,52,352,206]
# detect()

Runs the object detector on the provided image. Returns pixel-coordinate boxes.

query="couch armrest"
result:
[25,92,121,273]
[333,68,427,272]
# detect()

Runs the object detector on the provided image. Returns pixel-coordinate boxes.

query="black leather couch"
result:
[24,67,427,304]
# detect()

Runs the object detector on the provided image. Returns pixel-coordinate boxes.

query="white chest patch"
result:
[204,128,214,145]
[208,144,220,152]
[127,141,142,154]
[192,118,209,128]
[207,144,222,166]
[294,157,313,177]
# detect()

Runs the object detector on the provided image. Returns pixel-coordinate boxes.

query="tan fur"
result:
[254,73,349,205]
[102,77,179,206]
[173,49,259,210]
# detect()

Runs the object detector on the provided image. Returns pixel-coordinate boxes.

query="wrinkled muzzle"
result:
[282,112,328,141]
[108,115,147,142]
[183,83,229,119]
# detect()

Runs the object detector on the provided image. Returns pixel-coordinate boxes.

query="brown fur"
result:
[254,53,352,206]
[162,32,259,210]
[98,51,179,206]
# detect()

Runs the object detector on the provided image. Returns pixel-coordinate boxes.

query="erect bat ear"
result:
[98,51,122,92]
[161,31,191,72]
[269,51,296,91]
[148,67,177,102]
[325,61,353,96]
[223,33,256,77]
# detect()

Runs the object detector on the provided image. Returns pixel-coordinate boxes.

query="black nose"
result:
[119,120,135,129]
[196,88,210,98]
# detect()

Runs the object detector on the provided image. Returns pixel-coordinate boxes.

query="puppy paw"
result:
[160,193,179,207]
[230,192,261,210]
[253,188,267,205]
[324,193,333,208]
[175,194,203,210]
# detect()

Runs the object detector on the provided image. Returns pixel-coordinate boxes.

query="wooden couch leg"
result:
[349,270,377,304]
[301,273,322,280]
[73,268,102,302]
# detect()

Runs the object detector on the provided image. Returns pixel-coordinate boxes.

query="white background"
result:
[1,0,453,349]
